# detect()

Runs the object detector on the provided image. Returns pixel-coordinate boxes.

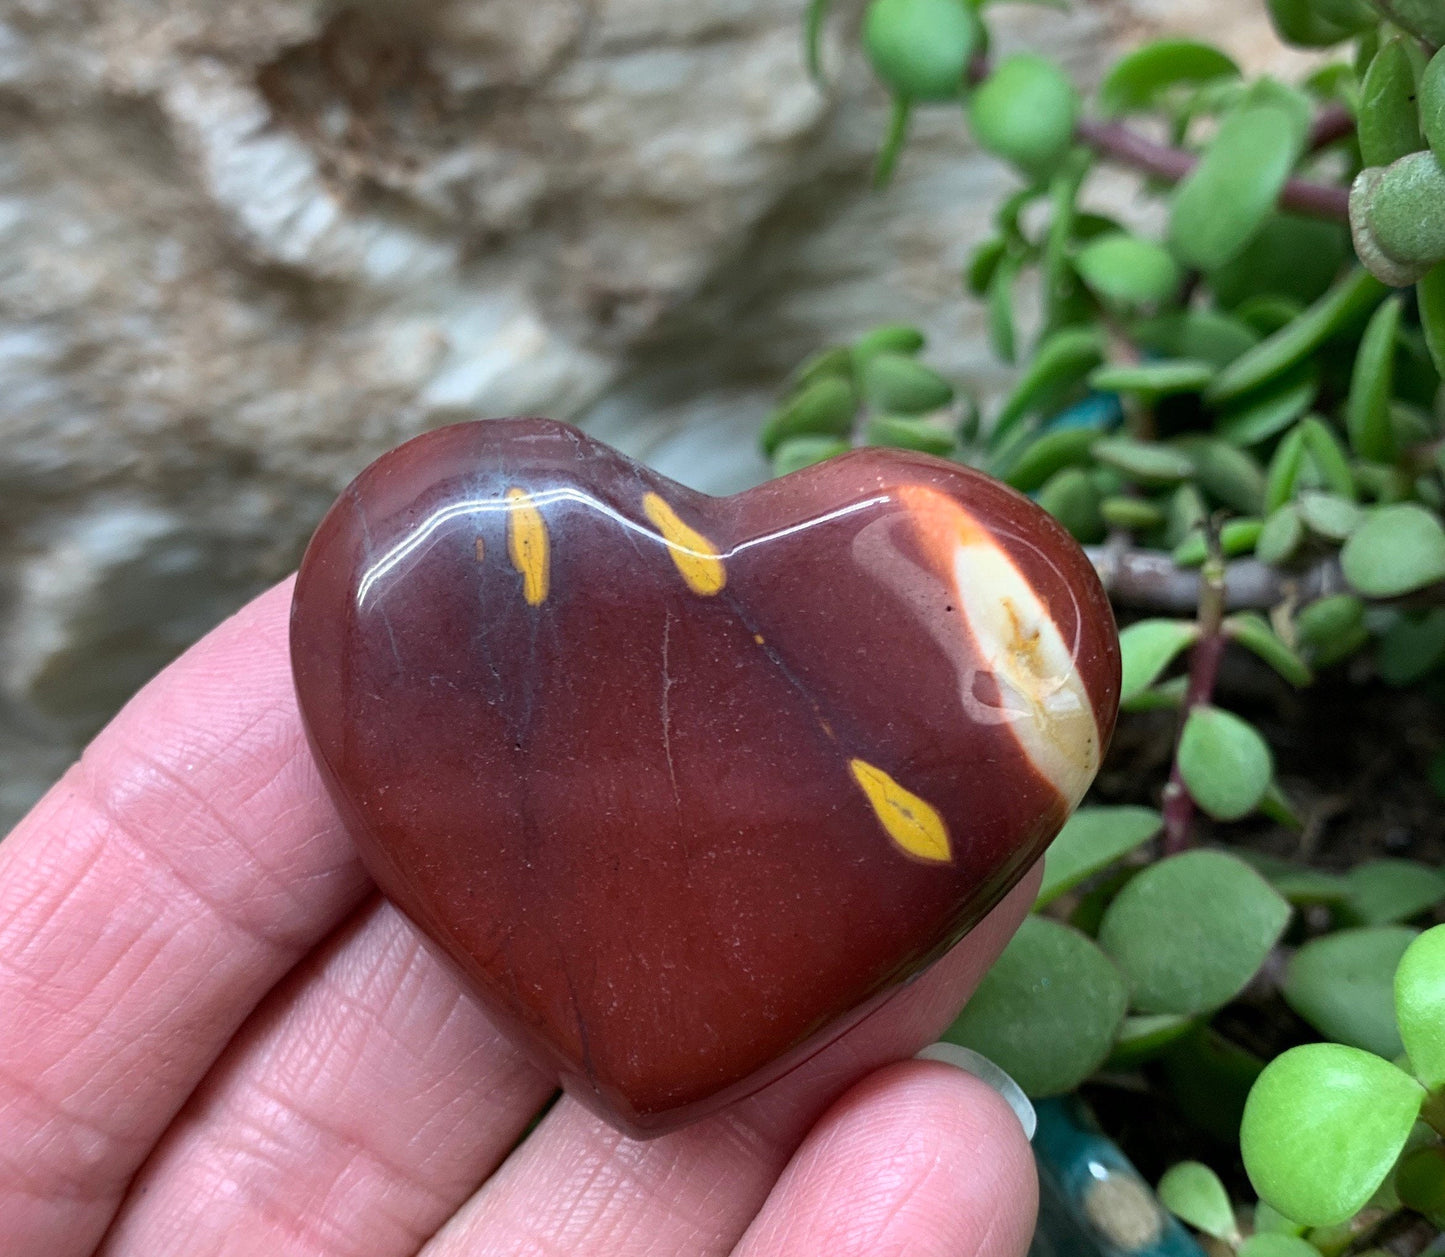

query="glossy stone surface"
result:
[290,418,1120,1135]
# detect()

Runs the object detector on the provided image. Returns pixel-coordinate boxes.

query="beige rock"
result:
[0,0,1295,823]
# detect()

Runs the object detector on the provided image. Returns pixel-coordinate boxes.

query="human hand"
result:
[0,579,1039,1257]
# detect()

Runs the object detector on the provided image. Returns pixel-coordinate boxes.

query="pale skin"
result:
[0,579,1041,1257]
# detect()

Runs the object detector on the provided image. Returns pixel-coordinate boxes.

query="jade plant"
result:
[771,0,1445,1247]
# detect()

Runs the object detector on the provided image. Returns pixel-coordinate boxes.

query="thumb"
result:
[728,1058,1037,1257]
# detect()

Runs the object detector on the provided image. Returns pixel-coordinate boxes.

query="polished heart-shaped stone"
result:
[290,418,1120,1136]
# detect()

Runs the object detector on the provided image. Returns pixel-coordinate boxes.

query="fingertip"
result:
[732,1059,1038,1257]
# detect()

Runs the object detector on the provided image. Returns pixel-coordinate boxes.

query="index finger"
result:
[0,579,370,1256]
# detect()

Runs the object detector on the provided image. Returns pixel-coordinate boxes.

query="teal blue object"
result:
[1046,392,1125,432]
[1030,1097,1205,1257]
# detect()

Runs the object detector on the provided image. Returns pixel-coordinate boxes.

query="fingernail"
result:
[915,1042,1037,1140]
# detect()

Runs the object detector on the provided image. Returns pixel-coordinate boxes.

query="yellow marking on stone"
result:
[753,633,765,645]
[1000,596,1046,680]
[474,537,486,562]
[642,492,726,595]
[505,488,549,605]
[848,758,951,864]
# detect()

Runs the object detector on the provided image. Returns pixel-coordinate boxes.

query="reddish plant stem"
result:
[1308,102,1357,152]
[1161,548,1229,856]
[962,51,1355,223]
[1074,118,1351,223]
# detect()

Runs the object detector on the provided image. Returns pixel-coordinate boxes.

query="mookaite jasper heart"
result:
[291,418,1120,1136]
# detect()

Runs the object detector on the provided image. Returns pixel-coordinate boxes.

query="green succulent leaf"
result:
[804,0,835,81]
[1395,923,1445,1091]
[1296,594,1368,666]
[1298,417,1356,500]
[1379,0,1445,47]
[1283,926,1419,1058]
[1098,849,1291,1016]
[1187,438,1266,514]
[1264,0,1358,47]
[1162,1026,1266,1144]
[1242,1044,1424,1226]
[1308,0,1380,32]
[1135,309,1260,368]
[1359,39,1425,170]
[852,323,926,365]
[1037,806,1163,907]
[1343,859,1445,926]
[1169,104,1303,272]
[969,54,1080,180]
[1419,262,1445,378]
[966,237,1007,297]
[1238,1236,1326,1257]
[1042,154,1089,331]
[1092,437,1196,484]
[1252,1200,1307,1237]
[1172,530,1208,567]
[1395,1145,1445,1223]
[1075,232,1183,308]
[1248,854,1350,906]
[1351,154,1445,288]
[860,352,954,413]
[1178,705,1274,821]
[998,426,1099,492]
[1265,425,1309,512]
[1166,483,1208,548]
[1090,360,1213,397]
[992,327,1104,444]
[864,414,956,454]
[1215,366,1318,447]
[1239,295,1307,337]
[1341,504,1445,597]
[1098,40,1239,117]
[1221,516,1264,555]
[1122,674,1188,714]
[1243,78,1314,151]
[1106,1013,1195,1068]
[1258,781,1302,830]
[1158,1161,1239,1242]
[1208,269,1387,405]
[1101,495,1165,530]
[1345,295,1402,462]
[987,254,1020,364]
[862,0,977,101]
[788,345,854,393]
[1256,504,1304,565]
[1210,215,1350,311]
[944,915,1128,1097]
[761,376,857,455]
[1037,466,1104,541]
[1424,48,1445,167]
[1378,608,1445,685]
[772,436,851,476]
[1297,490,1364,541]
[1224,613,1312,686]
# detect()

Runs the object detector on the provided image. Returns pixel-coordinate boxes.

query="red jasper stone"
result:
[290,418,1119,1136]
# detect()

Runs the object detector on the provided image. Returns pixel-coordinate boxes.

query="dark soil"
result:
[1094,652,1445,872]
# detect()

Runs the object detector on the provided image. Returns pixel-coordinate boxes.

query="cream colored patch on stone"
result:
[947,539,1099,810]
